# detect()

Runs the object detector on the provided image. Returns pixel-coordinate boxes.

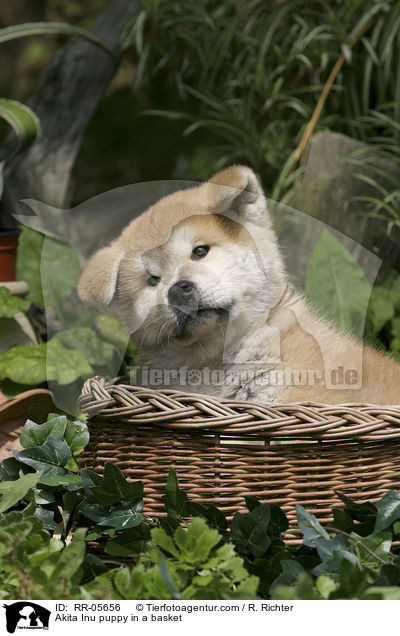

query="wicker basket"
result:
[79,376,400,541]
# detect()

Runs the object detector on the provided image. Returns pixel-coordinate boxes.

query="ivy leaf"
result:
[0,472,42,513]
[13,438,71,478]
[374,490,400,531]
[81,554,108,584]
[270,559,306,593]
[105,523,151,557]
[231,503,271,557]
[161,468,189,519]
[350,530,391,576]
[96,501,143,531]
[0,286,30,318]
[20,416,67,449]
[296,504,329,546]
[91,462,143,506]
[64,420,90,453]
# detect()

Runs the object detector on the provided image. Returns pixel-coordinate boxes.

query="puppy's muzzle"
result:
[168,280,198,319]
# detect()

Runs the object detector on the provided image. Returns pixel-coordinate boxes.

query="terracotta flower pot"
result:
[0,230,19,282]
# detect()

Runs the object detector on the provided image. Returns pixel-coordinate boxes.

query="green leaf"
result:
[0,473,41,513]
[270,559,306,592]
[91,462,143,506]
[17,228,82,312]
[105,524,151,557]
[96,501,143,531]
[64,420,90,453]
[231,503,271,557]
[315,575,338,599]
[0,287,30,318]
[161,468,189,518]
[375,490,400,531]
[296,504,330,546]
[0,98,39,158]
[20,416,67,448]
[16,227,44,306]
[0,339,93,385]
[366,287,396,334]
[46,338,93,385]
[13,438,71,478]
[305,230,372,333]
[350,530,391,575]
[0,22,116,58]
[0,343,47,384]
[53,327,116,367]
[40,237,81,314]
[93,315,130,353]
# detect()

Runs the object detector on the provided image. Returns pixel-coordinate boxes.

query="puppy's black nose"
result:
[168,280,195,306]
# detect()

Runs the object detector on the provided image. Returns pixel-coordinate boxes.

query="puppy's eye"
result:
[191,245,209,260]
[147,275,161,287]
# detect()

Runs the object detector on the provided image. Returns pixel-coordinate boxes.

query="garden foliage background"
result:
[0,0,400,600]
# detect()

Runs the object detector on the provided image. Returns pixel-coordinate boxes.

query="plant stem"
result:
[325,526,389,565]
[294,16,379,164]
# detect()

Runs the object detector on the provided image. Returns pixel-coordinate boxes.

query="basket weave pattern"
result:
[79,377,400,537]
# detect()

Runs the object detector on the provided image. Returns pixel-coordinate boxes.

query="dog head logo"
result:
[3,602,50,633]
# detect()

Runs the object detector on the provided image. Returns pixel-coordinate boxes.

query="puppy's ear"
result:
[77,245,124,307]
[206,165,268,226]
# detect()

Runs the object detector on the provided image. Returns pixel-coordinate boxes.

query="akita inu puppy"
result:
[78,165,400,404]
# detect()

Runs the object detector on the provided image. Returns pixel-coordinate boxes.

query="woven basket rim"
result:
[78,376,400,441]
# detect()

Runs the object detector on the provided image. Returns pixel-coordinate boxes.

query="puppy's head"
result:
[78,166,285,350]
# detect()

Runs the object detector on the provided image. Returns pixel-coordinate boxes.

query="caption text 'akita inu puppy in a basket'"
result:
[78,166,400,404]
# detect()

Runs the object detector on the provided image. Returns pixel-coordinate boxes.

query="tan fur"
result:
[78,165,400,405]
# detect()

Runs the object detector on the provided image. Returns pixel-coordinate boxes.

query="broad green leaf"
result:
[38,474,82,488]
[350,530,391,576]
[41,237,81,314]
[315,575,338,599]
[20,416,67,448]
[46,338,93,384]
[230,503,271,557]
[96,501,143,531]
[47,528,87,585]
[34,508,63,534]
[0,473,41,513]
[0,22,116,58]
[366,287,397,335]
[375,490,400,531]
[91,462,143,506]
[81,554,108,584]
[16,228,82,311]
[0,286,30,318]
[64,420,90,453]
[173,518,221,563]
[105,524,151,558]
[0,343,47,384]
[53,327,115,367]
[93,315,130,352]
[20,414,89,454]
[161,467,189,518]
[13,438,71,478]
[16,227,44,306]
[305,230,372,334]
[0,339,93,385]
[185,501,228,531]
[270,559,306,592]
[296,504,330,546]
[0,98,39,158]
